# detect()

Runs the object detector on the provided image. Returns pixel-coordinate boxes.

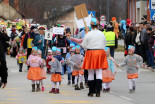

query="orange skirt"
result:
[72,70,84,76]
[51,74,62,82]
[102,70,113,83]
[27,67,42,80]
[82,50,108,70]
[41,68,46,79]
[127,73,138,79]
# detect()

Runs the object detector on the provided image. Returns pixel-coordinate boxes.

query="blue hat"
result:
[128,45,135,52]
[105,47,110,51]
[57,48,61,53]
[52,46,57,52]
[75,45,81,50]
[38,49,42,54]
[91,18,98,26]
[71,47,75,52]
[32,47,38,51]
[70,43,75,48]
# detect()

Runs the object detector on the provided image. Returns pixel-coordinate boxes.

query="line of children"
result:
[102,47,115,93]
[16,47,27,72]
[117,45,143,93]
[27,47,44,92]
[38,49,46,91]
[49,46,62,94]
[69,45,84,90]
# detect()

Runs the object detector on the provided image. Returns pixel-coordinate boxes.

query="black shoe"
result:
[80,82,84,89]
[88,92,94,97]
[19,70,22,72]
[32,84,35,92]
[95,79,102,97]
[75,84,81,90]
[88,80,96,95]
[68,81,71,85]
[36,84,40,92]
[96,92,100,97]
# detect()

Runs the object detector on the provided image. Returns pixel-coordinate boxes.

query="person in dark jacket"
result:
[147,27,155,68]
[0,27,10,55]
[23,26,35,70]
[53,35,70,58]
[140,23,148,64]
[124,27,135,55]
[0,41,8,89]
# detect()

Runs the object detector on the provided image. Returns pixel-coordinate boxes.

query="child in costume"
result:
[65,43,75,85]
[16,47,27,72]
[69,45,84,90]
[102,47,114,93]
[27,47,43,92]
[117,45,143,93]
[46,50,52,74]
[49,46,62,94]
[38,49,46,91]
[57,49,65,75]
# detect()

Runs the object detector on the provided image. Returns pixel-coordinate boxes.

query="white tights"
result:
[39,80,44,87]
[128,79,136,89]
[74,74,84,85]
[31,80,39,84]
[52,81,60,89]
[102,83,111,89]
[88,69,102,80]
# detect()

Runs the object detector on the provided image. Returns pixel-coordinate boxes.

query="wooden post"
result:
[81,10,88,33]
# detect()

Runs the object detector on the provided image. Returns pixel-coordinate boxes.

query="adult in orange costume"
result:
[82,18,108,97]
[112,17,119,39]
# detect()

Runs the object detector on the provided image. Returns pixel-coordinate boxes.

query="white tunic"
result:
[82,29,106,50]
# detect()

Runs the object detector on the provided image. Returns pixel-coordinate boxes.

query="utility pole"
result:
[106,0,109,23]
[100,0,103,16]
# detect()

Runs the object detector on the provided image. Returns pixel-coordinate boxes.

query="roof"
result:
[0,1,25,18]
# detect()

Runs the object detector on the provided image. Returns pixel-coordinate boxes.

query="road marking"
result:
[0,102,21,104]
[6,99,19,101]
[5,88,19,90]
[46,100,100,103]
[120,96,132,101]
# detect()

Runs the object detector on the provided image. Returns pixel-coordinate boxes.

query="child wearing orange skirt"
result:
[102,47,114,93]
[49,46,62,94]
[69,45,84,90]
[117,45,143,93]
[38,49,46,91]
[27,47,43,92]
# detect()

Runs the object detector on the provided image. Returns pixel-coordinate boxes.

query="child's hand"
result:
[135,65,140,68]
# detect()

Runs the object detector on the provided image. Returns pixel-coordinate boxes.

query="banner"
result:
[19,56,27,63]
[27,39,34,48]
[53,27,64,35]
[45,31,53,40]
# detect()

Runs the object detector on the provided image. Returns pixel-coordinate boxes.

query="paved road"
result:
[0,52,155,104]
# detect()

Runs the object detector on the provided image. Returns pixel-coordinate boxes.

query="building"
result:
[127,0,136,23]
[0,0,24,21]
[127,0,150,23]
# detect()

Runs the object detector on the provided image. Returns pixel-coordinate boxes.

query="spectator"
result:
[140,23,148,64]
[53,34,70,58]
[147,27,155,68]
[135,26,142,55]
[0,41,8,89]
[0,25,10,57]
